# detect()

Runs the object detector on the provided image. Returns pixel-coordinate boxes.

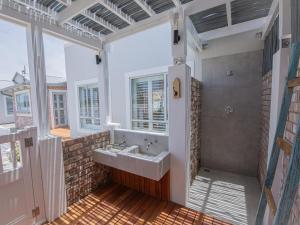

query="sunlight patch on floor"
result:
[187,168,260,225]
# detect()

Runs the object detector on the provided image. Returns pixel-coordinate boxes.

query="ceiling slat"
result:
[82,9,119,32]
[132,0,155,16]
[99,0,135,25]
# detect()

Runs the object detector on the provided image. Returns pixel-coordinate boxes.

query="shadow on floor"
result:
[46,183,233,225]
[187,168,261,225]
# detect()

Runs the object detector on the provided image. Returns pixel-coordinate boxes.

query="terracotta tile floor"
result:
[46,184,232,225]
[50,127,72,141]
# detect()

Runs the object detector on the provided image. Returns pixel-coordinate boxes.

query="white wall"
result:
[201,30,264,59]
[107,23,173,128]
[65,23,173,137]
[0,94,14,125]
[64,44,106,138]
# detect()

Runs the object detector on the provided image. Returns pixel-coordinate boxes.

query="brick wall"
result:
[62,131,111,206]
[281,68,300,225]
[190,77,202,183]
[258,72,272,187]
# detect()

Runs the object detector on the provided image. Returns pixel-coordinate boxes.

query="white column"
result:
[168,9,191,205]
[268,0,291,164]
[265,1,291,225]
[99,45,110,126]
[279,0,291,39]
[26,23,49,138]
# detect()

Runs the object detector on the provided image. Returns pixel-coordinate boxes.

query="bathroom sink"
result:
[101,144,126,153]
[93,145,170,181]
[127,146,158,157]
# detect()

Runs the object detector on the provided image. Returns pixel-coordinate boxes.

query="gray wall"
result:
[201,51,262,176]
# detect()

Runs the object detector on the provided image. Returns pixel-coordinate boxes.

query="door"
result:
[0,127,37,225]
[53,93,67,127]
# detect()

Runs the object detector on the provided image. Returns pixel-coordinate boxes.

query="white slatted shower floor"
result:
[187,168,261,225]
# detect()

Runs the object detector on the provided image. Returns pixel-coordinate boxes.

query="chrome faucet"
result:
[119,135,127,147]
[144,138,152,151]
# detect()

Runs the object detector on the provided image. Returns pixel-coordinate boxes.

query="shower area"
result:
[188,51,263,225]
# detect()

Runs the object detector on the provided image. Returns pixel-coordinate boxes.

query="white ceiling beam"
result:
[226,1,232,26]
[171,0,181,7]
[262,0,279,39]
[55,0,70,6]
[0,0,101,50]
[12,0,55,16]
[184,0,231,16]
[99,0,135,25]
[82,10,119,32]
[199,17,266,40]
[186,17,203,51]
[133,0,155,16]
[56,0,98,24]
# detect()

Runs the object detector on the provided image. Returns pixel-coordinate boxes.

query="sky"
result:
[0,19,67,83]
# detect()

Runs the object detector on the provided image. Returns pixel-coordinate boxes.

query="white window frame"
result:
[75,78,101,133]
[125,66,169,134]
[14,89,32,116]
[49,90,68,128]
[4,95,14,117]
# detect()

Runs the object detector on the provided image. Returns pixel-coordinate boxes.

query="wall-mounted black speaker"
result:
[96,55,102,64]
[173,29,180,45]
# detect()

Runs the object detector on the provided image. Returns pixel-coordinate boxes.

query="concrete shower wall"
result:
[201,51,262,176]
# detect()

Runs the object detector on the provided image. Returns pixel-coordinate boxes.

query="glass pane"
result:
[16,92,30,113]
[152,122,167,133]
[94,119,100,125]
[6,96,14,115]
[78,84,100,130]
[60,110,64,117]
[59,95,64,108]
[152,77,165,123]
[93,88,100,118]
[132,79,149,121]
[87,88,92,117]
[1,143,12,171]
[79,87,87,116]
[132,121,149,130]
[0,141,22,172]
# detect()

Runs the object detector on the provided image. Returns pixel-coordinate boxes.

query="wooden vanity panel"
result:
[111,168,170,201]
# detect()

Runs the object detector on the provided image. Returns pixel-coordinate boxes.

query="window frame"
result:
[125,66,169,134]
[75,79,101,133]
[4,95,14,117]
[49,90,68,128]
[14,90,31,116]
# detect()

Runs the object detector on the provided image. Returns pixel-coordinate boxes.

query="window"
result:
[5,96,14,115]
[15,91,31,114]
[131,74,168,133]
[78,83,100,130]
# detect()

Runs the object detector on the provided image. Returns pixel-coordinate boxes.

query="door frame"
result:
[49,90,68,129]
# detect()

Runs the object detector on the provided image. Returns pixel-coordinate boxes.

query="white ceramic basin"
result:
[127,146,158,157]
[93,145,170,181]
